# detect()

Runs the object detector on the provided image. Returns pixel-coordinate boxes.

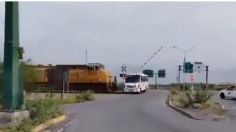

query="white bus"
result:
[123,73,149,93]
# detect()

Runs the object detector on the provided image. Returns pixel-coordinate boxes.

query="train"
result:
[26,63,117,93]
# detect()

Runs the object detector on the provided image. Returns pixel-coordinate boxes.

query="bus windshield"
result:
[125,75,140,83]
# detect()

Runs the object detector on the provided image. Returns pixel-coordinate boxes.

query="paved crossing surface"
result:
[62,90,236,132]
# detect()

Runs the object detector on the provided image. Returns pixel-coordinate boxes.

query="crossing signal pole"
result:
[3,2,24,110]
[121,64,127,83]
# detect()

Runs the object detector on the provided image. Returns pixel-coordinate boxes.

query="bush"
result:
[177,89,212,108]
[60,90,94,104]
[117,83,125,90]
[9,119,33,132]
[76,90,95,102]
[26,99,63,125]
[179,84,191,90]
[178,91,193,108]
[207,84,216,89]
[170,87,180,95]
[0,99,63,132]
[194,89,212,104]
[200,101,210,109]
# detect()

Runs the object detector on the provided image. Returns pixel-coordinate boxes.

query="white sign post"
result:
[190,74,195,95]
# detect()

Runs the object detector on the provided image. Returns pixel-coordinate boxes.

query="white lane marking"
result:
[57,121,74,132]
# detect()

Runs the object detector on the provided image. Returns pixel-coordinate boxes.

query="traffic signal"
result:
[184,62,193,73]
[142,69,154,78]
[158,69,166,78]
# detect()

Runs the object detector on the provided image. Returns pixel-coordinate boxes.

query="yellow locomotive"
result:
[26,65,49,84]
[29,63,117,93]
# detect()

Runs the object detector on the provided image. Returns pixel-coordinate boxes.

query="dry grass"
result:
[169,88,226,116]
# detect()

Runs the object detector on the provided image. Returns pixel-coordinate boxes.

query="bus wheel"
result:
[139,87,142,94]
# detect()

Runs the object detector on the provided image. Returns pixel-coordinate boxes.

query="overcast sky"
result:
[1,2,236,84]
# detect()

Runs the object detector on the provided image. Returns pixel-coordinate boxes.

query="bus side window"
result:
[141,76,145,82]
[142,76,148,82]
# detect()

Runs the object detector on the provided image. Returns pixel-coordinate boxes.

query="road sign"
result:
[189,75,195,81]
[158,69,166,78]
[184,62,193,73]
[143,69,154,78]
[194,62,204,73]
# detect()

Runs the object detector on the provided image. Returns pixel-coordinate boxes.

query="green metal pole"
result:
[3,2,23,110]
[155,72,157,89]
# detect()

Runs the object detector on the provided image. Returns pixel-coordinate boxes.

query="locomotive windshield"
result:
[125,75,140,83]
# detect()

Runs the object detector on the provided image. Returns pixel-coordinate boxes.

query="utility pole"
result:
[3,2,23,110]
[154,72,158,89]
[205,66,209,89]
[85,49,88,64]
[173,46,195,90]
[178,65,181,88]
[183,52,186,90]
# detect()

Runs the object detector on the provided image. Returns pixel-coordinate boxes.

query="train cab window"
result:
[95,66,100,71]
[87,67,94,71]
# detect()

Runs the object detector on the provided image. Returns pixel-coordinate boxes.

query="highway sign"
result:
[184,62,193,73]
[158,69,166,78]
[194,62,204,73]
[143,69,154,78]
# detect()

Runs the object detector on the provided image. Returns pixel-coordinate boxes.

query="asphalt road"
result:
[213,93,236,121]
[62,90,236,132]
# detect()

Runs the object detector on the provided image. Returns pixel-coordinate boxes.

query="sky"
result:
[1,2,236,84]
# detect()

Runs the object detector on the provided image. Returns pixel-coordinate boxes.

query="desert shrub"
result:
[170,87,181,95]
[178,91,193,108]
[8,119,33,132]
[179,84,191,90]
[26,99,63,125]
[194,89,212,104]
[177,89,212,108]
[200,101,210,109]
[117,83,125,90]
[1,98,63,132]
[170,89,178,95]
[61,90,95,104]
[77,90,95,102]
[210,101,226,115]
[207,84,216,89]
